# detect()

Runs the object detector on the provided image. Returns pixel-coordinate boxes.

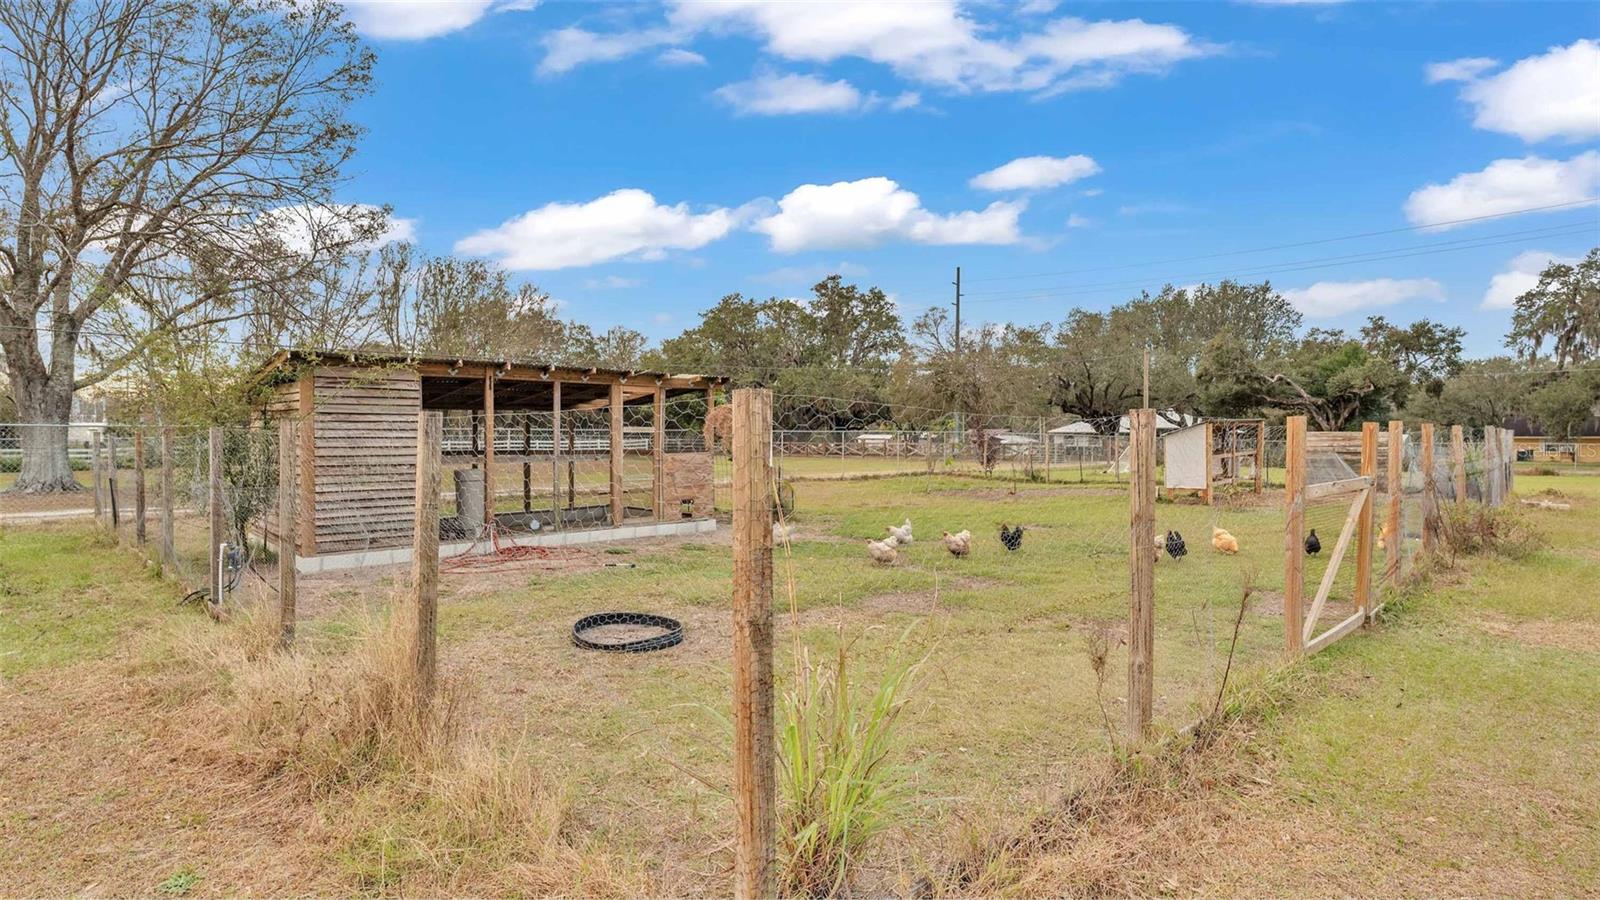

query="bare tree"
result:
[0,0,375,492]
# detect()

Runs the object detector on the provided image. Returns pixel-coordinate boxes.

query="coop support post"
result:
[609,382,624,525]
[703,387,717,509]
[483,371,495,526]
[522,414,532,514]
[1356,422,1377,622]
[411,411,442,701]
[551,380,562,531]
[1202,422,1214,505]
[208,427,224,605]
[1253,422,1265,493]
[1284,416,1307,655]
[160,427,175,572]
[1386,420,1402,587]
[653,384,666,520]
[276,419,297,649]
[1421,423,1437,554]
[133,430,147,545]
[730,388,775,899]
[1127,408,1156,740]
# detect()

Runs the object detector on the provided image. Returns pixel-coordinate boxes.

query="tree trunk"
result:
[4,346,82,493]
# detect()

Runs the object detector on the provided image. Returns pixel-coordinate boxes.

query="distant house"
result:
[1507,412,1600,464]
[1048,410,1195,449]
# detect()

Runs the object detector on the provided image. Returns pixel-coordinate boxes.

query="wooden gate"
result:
[1284,417,1376,655]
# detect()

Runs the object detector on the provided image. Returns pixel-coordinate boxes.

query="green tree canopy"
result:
[1507,247,1600,369]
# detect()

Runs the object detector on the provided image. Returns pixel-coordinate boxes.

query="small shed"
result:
[1162,419,1265,503]
[252,350,724,572]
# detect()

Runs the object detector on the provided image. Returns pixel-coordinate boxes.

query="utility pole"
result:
[953,265,964,442]
[952,266,961,356]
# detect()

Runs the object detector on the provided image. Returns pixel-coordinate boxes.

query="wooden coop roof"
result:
[252,349,725,411]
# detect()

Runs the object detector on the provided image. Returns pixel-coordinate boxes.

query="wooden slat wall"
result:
[311,367,422,554]
[1308,430,1397,491]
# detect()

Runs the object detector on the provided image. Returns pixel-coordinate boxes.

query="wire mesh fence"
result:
[0,402,1528,894]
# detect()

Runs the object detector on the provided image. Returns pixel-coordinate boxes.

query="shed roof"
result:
[252,348,725,411]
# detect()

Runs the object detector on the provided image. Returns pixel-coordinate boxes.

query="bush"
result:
[1436,501,1545,564]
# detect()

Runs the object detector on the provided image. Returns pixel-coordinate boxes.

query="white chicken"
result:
[941,529,972,557]
[886,518,914,546]
[866,538,899,566]
[772,521,794,544]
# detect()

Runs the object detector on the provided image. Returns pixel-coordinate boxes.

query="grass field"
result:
[1,469,1595,895]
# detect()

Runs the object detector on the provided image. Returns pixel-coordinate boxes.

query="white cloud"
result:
[1425,56,1498,84]
[1066,213,1091,228]
[542,2,1215,96]
[339,0,531,40]
[715,73,866,115]
[265,203,414,255]
[971,154,1100,191]
[889,91,922,111]
[583,275,644,290]
[455,189,739,270]
[1481,250,1578,310]
[715,73,924,115]
[540,26,677,75]
[1081,188,1104,197]
[1452,40,1600,142]
[1282,278,1445,318]
[657,48,708,66]
[1403,152,1600,228]
[752,177,1024,252]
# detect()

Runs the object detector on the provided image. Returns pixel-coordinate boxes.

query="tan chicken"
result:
[866,538,899,566]
[1211,526,1239,555]
[941,529,972,557]
[1377,520,1391,551]
[886,518,913,545]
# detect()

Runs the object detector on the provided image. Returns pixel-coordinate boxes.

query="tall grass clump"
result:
[1437,501,1545,565]
[778,630,927,898]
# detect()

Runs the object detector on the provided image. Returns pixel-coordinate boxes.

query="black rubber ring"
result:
[572,612,685,653]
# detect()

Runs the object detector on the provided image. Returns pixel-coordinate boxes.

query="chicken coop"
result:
[1162,419,1265,503]
[252,350,724,573]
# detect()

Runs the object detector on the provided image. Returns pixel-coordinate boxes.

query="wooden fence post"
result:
[1127,408,1156,739]
[1420,423,1437,553]
[1481,427,1494,506]
[1450,424,1466,502]
[1386,420,1402,587]
[91,431,105,524]
[412,411,442,700]
[1284,415,1307,655]
[731,388,775,900]
[160,427,175,571]
[1503,429,1515,497]
[1356,422,1377,622]
[133,430,147,545]
[208,427,224,605]
[107,433,121,529]
[277,418,297,650]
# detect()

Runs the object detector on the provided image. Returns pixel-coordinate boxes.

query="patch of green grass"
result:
[0,524,177,679]
[156,867,201,895]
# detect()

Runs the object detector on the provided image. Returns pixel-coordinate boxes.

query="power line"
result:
[963,198,1600,285]
[962,220,1597,303]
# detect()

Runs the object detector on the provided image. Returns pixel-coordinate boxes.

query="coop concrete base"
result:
[294,517,718,575]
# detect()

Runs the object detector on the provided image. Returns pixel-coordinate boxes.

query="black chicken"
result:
[1305,528,1321,556]
[999,524,1024,551]
[1165,530,1187,561]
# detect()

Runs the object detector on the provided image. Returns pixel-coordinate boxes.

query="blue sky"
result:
[335,0,1600,356]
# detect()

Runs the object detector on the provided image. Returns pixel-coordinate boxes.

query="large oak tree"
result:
[0,0,374,492]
